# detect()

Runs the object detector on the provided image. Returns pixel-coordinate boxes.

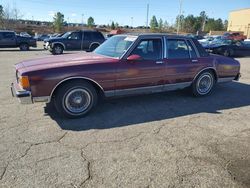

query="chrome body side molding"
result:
[104,82,192,97]
[217,77,235,83]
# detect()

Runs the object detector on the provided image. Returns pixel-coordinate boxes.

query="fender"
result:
[51,42,66,49]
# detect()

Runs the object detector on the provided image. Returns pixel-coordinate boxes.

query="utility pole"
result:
[81,13,84,28]
[131,17,133,28]
[146,3,149,27]
[177,0,183,35]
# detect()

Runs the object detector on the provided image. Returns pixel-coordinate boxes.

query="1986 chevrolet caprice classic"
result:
[11,34,241,118]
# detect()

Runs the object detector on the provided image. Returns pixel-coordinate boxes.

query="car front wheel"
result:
[20,43,29,51]
[192,71,215,97]
[52,44,63,55]
[54,81,98,118]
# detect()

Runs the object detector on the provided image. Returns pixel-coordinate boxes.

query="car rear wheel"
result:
[52,44,63,55]
[89,43,99,52]
[223,49,233,57]
[19,43,29,51]
[54,81,98,118]
[192,71,215,97]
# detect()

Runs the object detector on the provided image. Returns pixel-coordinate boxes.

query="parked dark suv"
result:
[0,30,37,51]
[44,30,105,55]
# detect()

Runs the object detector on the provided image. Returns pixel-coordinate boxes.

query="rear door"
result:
[164,38,202,84]
[82,31,92,50]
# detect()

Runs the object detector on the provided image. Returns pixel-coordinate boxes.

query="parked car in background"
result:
[186,34,205,40]
[204,39,250,57]
[34,34,49,41]
[0,30,37,51]
[11,34,241,118]
[223,32,247,41]
[44,30,105,55]
[19,32,32,38]
[198,35,222,44]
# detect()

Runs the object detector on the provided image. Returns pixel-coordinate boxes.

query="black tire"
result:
[192,71,215,97]
[52,44,63,55]
[223,49,233,57]
[19,43,29,51]
[89,43,99,52]
[54,81,98,118]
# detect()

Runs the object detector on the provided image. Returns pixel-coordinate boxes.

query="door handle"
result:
[156,61,164,64]
[192,59,198,63]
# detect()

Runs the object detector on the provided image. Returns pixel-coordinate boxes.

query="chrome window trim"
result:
[163,36,168,58]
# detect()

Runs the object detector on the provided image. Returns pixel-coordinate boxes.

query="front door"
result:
[116,38,166,95]
[66,32,82,50]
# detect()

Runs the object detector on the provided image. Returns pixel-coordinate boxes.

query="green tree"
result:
[115,22,119,29]
[150,15,158,31]
[163,20,169,30]
[87,16,95,27]
[0,5,4,27]
[111,21,115,29]
[223,20,228,31]
[158,18,163,31]
[53,12,64,33]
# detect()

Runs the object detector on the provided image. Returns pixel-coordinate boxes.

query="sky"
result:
[0,0,250,26]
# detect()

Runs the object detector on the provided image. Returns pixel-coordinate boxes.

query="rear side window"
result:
[167,39,190,59]
[91,32,104,40]
[191,39,209,57]
[187,40,197,58]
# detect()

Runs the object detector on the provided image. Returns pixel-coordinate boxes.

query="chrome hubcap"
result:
[197,74,213,95]
[55,47,62,54]
[64,88,91,114]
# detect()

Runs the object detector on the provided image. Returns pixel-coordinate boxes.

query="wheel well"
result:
[52,43,64,50]
[89,43,99,49]
[51,78,104,99]
[195,68,218,82]
[19,42,28,47]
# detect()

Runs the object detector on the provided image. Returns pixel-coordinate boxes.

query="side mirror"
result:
[127,54,142,61]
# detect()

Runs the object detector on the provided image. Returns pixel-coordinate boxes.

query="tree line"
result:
[150,11,228,33]
[1,4,228,34]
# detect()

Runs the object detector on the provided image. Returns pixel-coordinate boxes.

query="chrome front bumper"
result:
[11,82,33,104]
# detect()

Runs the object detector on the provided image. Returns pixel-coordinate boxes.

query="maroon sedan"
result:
[11,34,241,118]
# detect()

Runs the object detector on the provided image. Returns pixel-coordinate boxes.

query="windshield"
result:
[94,35,137,58]
[61,32,71,38]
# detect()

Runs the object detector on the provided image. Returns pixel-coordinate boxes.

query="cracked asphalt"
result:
[0,44,250,188]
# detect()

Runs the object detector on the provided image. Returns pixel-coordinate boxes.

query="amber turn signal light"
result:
[19,76,30,89]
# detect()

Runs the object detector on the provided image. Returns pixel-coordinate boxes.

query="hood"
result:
[16,52,118,73]
[46,37,64,43]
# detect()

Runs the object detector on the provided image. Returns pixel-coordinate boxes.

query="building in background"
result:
[228,8,250,39]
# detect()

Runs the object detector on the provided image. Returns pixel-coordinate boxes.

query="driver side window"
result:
[130,38,162,60]
[68,32,81,40]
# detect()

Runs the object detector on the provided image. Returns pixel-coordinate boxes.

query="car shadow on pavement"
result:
[44,82,250,131]
[0,49,45,52]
